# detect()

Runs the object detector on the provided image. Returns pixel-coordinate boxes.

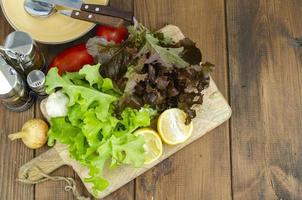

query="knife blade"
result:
[36,0,82,10]
[36,0,133,22]
[59,10,124,27]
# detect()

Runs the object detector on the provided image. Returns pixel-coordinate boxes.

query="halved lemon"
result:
[157,108,193,145]
[134,128,163,165]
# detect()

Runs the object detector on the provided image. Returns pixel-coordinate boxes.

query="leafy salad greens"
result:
[45,64,156,195]
[45,23,213,195]
[87,24,213,124]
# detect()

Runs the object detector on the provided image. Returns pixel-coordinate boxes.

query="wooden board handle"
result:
[71,10,124,27]
[81,4,133,22]
[18,148,65,181]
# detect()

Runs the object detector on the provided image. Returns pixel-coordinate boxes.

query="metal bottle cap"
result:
[1,31,45,75]
[27,70,47,96]
[4,31,34,62]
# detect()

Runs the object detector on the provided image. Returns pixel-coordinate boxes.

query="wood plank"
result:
[0,10,35,200]
[226,0,302,199]
[0,109,35,200]
[134,0,232,199]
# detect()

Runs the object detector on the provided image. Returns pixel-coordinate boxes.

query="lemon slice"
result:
[134,128,163,165]
[157,108,193,145]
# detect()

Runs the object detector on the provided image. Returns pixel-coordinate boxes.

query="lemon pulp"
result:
[134,128,163,164]
[157,108,193,145]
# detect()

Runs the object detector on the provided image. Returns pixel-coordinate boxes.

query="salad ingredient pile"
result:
[45,64,156,194]
[8,119,49,149]
[48,25,129,76]
[88,24,213,124]
[44,23,213,195]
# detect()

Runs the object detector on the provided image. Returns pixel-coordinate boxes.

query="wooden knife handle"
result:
[18,147,65,182]
[71,10,124,27]
[81,4,133,22]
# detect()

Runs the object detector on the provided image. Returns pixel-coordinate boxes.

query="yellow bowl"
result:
[0,0,108,44]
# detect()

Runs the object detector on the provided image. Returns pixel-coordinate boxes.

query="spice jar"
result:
[27,70,47,97]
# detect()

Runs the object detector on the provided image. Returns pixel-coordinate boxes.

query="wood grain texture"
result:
[81,4,133,22]
[134,0,232,200]
[226,0,302,199]
[0,108,35,200]
[3,0,301,199]
[0,107,35,200]
[0,11,35,200]
[18,147,65,181]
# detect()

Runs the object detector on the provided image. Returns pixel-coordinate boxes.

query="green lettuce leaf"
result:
[79,64,117,93]
[46,65,155,195]
[111,134,145,167]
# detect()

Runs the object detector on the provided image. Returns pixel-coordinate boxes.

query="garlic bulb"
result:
[8,119,48,149]
[45,91,69,118]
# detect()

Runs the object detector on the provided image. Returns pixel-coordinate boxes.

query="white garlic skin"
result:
[45,91,69,118]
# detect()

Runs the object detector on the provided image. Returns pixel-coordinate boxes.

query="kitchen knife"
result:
[36,0,133,22]
[59,10,124,27]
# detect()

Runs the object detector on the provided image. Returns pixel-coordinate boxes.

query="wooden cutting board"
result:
[18,25,232,199]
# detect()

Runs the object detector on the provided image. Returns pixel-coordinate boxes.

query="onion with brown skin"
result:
[8,119,48,149]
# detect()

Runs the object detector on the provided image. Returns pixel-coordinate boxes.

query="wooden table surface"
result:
[1,0,302,199]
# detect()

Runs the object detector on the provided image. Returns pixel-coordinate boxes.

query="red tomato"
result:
[96,25,128,44]
[48,43,94,75]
